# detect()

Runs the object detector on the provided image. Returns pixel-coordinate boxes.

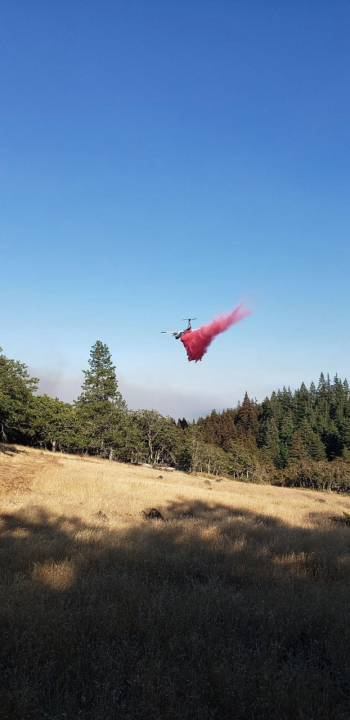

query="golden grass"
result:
[0,444,349,719]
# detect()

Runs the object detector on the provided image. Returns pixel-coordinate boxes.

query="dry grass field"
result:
[0,444,349,719]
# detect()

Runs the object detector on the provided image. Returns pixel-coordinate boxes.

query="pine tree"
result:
[288,430,308,463]
[78,341,126,408]
[299,418,326,461]
[338,418,350,457]
[280,386,293,413]
[330,374,346,421]
[263,417,281,467]
[257,398,274,448]
[235,392,259,447]
[75,341,127,457]
[221,409,238,450]
[316,373,330,421]
[309,381,317,406]
[270,391,282,423]
[294,382,312,427]
[279,410,295,466]
[323,421,343,460]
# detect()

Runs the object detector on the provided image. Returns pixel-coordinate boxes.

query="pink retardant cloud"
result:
[181,303,252,362]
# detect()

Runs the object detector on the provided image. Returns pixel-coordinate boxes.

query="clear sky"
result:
[1,1,349,419]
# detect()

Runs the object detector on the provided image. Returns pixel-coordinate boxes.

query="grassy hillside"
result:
[0,445,349,719]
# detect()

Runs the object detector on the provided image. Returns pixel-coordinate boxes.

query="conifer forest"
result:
[1,342,350,493]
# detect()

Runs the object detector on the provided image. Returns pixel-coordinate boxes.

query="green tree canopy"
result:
[33,395,80,452]
[0,348,38,443]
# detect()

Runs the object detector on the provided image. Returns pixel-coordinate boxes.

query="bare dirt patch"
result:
[0,444,49,493]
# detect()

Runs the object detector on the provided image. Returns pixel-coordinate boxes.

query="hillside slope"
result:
[0,445,349,719]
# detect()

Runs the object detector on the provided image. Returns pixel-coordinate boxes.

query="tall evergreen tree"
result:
[309,381,317,406]
[235,392,259,448]
[78,341,126,408]
[221,409,238,450]
[330,374,346,421]
[294,382,312,427]
[75,341,127,457]
[299,417,326,461]
[316,372,329,420]
[269,391,282,423]
[323,421,343,460]
[263,417,281,467]
[288,430,308,463]
[280,386,293,413]
[257,398,274,449]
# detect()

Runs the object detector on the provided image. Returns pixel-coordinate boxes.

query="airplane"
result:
[161,318,197,340]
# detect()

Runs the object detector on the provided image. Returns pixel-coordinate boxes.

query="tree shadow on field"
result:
[0,443,26,456]
[0,499,349,720]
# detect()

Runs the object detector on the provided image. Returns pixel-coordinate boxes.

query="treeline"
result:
[196,377,350,492]
[1,342,350,493]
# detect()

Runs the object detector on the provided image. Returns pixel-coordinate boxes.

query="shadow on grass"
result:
[0,443,26,456]
[0,500,349,720]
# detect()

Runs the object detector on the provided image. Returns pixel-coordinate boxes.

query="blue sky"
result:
[1,1,349,419]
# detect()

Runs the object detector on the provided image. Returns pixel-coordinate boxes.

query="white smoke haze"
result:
[31,365,84,404]
[31,364,229,420]
[30,364,276,421]
[118,378,226,420]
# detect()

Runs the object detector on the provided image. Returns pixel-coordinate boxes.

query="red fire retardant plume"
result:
[181,303,251,362]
